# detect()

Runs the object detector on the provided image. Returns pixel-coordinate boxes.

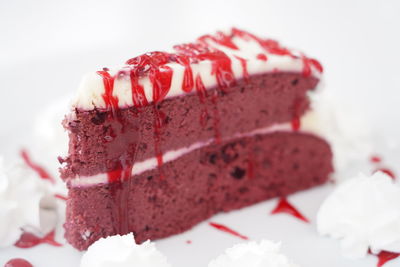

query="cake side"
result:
[64,131,333,250]
[61,73,318,179]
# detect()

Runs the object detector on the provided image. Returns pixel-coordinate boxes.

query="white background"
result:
[0,0,400,266]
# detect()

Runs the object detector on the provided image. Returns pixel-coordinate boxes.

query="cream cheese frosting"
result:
[72,28,322,110]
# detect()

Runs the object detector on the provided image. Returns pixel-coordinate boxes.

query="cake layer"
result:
[64,131,333,250]
[61,72,318,179]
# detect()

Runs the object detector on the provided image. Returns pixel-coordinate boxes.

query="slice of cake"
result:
[60,28,333,250]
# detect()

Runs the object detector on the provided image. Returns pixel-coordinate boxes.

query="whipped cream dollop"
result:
[302,89,372,179]
[80,233,171,267]
[0,157,51,248]
[208,240,299,267]
[317,171,400,258]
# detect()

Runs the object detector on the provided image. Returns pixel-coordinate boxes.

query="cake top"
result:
[73,28,323,110]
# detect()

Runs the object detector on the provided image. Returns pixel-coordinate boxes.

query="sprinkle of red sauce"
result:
[256,53,268,61]
[186,240,192,244]
[374,168,396,180]
[20,149,55,184]
[4,258,33,267]
[271,197,310,223]
[15,230,62,249]
[209,222,249,240]
[376,251,400,267]
[370,155,382,163]
[54,194,68,201]
[369,249,400,267]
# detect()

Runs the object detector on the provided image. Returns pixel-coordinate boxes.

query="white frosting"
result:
[69,119,320,187]
[80,233,171,267]
[0,157,51,248]
[317,171,400,258]
[208,240,299,267]
[72,29,321,110]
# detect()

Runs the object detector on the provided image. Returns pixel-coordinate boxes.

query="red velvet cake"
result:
[60,28,333,250]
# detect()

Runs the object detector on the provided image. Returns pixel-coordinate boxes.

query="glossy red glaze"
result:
[271,197,310,223]
[209,222,249,240]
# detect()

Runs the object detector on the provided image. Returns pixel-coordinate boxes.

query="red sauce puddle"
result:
[209,222,249,240]
[271,197,310,223]
[4,258,33,267]
[14,230,62,248]
[20,149,55,184]
[369,249,400,267]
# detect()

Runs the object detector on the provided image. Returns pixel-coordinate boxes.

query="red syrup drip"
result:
[4,258,33,267]
[20,150,55,184]
[54,193,68,201]
[107,164,134,234]
[374,168,396,180]
[370,155,382,163]
[234,56,249,81]
[15,230,62,248]
[209,222,249,240]
[271,197,310,223]
[256,53,268,61]
[291,99,302,131]
[96,70,119,116]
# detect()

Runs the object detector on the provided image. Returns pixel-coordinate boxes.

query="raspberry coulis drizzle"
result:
[14,230,62,248]
[271,197,310,223]
[20,150,55,184]
[4,258,33,267]
[209,222,249,240]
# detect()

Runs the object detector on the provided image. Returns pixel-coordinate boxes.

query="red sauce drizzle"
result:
[374,168,396,180]
[198,31,239,50]
[257,53,268,61]
[370,155,382,163]
[291,99,303,131]
[376,251,400,267]
[271,197,310,223]
[20,150,55,184]
[234,56,249,81]
[15,230,62,248]
[186,240,192,244]
[209,222,249,240]
[97,70,119,116]
[54,193,68,201]
[4,258,33,267]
